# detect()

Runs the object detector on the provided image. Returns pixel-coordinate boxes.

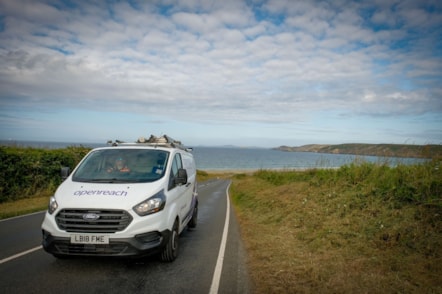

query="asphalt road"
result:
[0,179,251,294]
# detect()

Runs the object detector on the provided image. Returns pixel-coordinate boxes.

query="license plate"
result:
[70,234,109,244]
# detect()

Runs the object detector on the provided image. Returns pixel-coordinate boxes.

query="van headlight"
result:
[133,190,166,216]
[48,196,58,214]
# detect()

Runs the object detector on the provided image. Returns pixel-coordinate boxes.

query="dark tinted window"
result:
[168,153,183,190]
[72,149,169,183]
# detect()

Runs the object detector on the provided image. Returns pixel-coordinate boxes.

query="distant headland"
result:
[273,143,442,159]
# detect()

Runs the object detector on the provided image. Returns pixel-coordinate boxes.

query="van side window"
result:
[168,153,183,190]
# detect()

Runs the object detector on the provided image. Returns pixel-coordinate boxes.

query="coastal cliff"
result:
[274,143,442,159]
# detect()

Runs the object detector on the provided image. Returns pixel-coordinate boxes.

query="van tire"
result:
[188,203,198,229]
[161,220,179,262]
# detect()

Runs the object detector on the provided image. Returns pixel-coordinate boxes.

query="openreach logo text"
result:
[73,190,128,197]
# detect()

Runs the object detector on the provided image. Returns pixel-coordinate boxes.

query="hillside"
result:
[274,143,442,159]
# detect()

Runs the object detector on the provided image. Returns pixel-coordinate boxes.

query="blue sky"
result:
[0,0,441,147]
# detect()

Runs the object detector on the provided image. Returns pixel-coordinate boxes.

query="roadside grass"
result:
[230,160,441,293]
[0,194,49,219]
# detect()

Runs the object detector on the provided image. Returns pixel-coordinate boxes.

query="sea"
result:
[0,140,427,171]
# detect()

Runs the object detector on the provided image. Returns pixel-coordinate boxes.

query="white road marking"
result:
[0,211,45,222]
[209,182,231,294]
[0,246,42,265]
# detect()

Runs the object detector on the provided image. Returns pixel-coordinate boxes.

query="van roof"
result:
[107,135,192,152]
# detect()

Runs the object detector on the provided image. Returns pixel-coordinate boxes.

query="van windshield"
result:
[72,149,169,183]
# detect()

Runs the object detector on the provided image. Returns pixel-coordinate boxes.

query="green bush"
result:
[254,169,309,185]
[337,160,441,206]
[254,159,441,207]
[0,146,90,203]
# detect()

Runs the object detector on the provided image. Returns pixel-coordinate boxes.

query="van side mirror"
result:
[175,168,188,185]
[61,166,70,180]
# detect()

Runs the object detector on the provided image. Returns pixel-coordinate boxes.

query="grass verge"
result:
[230,162,441,293]
[0,195,48,219]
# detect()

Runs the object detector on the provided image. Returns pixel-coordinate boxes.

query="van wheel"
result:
[161,220,179,262]
[188,203,198,229]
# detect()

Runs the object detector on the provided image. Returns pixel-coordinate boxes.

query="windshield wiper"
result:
[91,178,142,183]
[73,178,118,183]
[73,177,143,183]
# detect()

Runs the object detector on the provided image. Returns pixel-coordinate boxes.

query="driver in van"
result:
[107,157,131,173]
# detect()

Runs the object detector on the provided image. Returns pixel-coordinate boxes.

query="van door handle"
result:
[186,182,191,187]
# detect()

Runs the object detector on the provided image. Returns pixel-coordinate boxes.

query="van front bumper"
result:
[42,229,171,257]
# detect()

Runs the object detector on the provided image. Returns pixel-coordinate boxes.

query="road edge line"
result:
[209,181,231,294]
[0,246,42,265]
[0,211,46,222]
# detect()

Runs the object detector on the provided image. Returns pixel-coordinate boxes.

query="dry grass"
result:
[0,195,48,219]
[230,168,441,293]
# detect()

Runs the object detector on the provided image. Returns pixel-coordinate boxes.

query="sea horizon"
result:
[0,139,427,171]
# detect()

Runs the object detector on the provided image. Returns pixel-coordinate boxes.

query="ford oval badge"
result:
[83,213,100,221]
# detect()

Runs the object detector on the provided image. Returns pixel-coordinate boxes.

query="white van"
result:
[41,135,198,262]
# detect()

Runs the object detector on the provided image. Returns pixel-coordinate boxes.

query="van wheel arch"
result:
[188,200,198,229]
[160,218,179,262]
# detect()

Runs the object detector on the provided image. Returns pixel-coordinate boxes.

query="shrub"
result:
[253,159,441,207]
[0,146,90,203]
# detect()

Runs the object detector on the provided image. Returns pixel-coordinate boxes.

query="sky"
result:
[0,0,441,148]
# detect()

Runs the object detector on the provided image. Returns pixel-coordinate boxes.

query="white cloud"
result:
[0,0,441,145]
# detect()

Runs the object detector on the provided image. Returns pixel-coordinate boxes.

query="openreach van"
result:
[41,135,198,262]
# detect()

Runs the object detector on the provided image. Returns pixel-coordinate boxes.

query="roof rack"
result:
[108,135,191,151]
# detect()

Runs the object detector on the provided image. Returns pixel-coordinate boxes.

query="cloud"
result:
[0,0,441,144]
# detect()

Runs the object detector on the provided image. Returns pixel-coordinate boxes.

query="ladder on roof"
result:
[108,135,191,151]
[138,134,183,147]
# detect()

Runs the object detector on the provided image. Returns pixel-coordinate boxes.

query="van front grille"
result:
[55,209,132,233]
[54,242,130,255]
